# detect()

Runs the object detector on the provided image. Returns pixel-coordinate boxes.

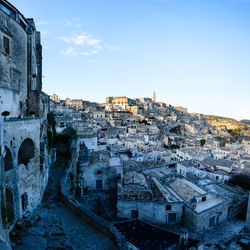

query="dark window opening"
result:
[209,216,215,227]
[20,19,26,30]
[168,213,176,224]
[3,36,9,54]
[97,170,102,175]
[4,146,13,171]
[3,188,15,226]
[21,193,28,212]
[2,26,9,33]
[19,102,23,115]
[10,10,16,19]
[40,156,44,171]
[131,210,138,219]
[96,180,102,190]
[166,205,172,211]
[169,163,176,168]
[202,196,206,202]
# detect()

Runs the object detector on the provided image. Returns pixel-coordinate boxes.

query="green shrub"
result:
[227,174,250,190]
[200,139,206,146]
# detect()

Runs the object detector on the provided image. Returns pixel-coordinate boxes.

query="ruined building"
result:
[0,0,50,245]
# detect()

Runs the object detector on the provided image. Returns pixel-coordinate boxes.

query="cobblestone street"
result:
[11,166,115,250]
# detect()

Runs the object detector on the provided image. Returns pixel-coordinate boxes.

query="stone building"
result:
[0,0,49,244]
[117,171,184,224]
[50,93,60,103]
[117,167,230,232]
[80,152,119,191]
[105,96,137,111]
[69,99,83,110]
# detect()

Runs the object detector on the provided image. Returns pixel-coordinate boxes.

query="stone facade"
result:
[81,162,117,191]
[0,1,43,117]
[0,1,49,245]
[117,200,183,225]
[3,118,48,224]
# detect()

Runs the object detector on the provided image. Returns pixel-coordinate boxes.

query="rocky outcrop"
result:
[204,115,250,136]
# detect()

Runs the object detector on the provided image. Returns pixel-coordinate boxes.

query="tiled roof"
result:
[169,179,206,202]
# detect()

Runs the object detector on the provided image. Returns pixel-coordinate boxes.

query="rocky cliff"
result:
[204,115,250,136]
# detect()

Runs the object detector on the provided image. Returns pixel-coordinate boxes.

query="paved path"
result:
[11,166,115,250]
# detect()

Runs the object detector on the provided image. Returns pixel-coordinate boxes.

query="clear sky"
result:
[11,0,250,120]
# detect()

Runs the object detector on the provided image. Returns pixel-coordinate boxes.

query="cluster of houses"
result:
[50,93,250,237]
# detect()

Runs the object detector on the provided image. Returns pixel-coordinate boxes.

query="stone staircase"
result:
[102,197,116,219]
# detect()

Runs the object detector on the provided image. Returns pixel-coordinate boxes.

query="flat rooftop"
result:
[195,197,224,213]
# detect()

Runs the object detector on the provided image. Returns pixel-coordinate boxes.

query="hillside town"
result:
[48,93,250,249]
[0,0,250,249]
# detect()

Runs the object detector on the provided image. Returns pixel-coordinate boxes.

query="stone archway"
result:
[18,138,35,166]
[4,146,13,171]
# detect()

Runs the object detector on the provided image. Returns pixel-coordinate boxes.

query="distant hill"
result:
[241,120,250,125]
[203,115,250,136]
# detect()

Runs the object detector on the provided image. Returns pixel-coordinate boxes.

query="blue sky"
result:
[11,0,250,120]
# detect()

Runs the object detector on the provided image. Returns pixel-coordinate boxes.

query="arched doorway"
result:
[18,138,35,166]
[1,188,15,227]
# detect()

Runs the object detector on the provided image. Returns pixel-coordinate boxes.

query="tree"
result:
[200,139,206,146]
[227,174,250,190]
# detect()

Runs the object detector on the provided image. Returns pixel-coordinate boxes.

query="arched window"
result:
[18,138,35,166]
[4,146,13,171]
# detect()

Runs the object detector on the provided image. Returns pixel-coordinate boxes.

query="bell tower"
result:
[153,91,156,102]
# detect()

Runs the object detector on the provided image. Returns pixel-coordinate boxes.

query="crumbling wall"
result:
[3,118,48,229]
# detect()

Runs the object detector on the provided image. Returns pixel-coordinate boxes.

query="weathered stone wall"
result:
[0,3,49,247]
[0,10,28,117]
[3,118,48,229]
[183,202,229,232]
[0,9,43,118]
[117,199,183,224]
[81,162,117,191]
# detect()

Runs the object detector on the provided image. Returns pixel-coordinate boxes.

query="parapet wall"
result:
[59,164,130,250]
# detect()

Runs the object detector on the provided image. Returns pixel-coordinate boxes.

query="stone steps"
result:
[102,198,115,218]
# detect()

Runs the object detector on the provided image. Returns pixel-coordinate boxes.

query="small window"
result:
[97,170,102,175]
[20,19,26,30]
[1,4,11,15]
[21,193,28,212]
[40,156,44,171]
[11,10,16,20]
[2,26,9,33]
[3,36,9,54]
[166,205,172,211]
[202,196,206,202]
